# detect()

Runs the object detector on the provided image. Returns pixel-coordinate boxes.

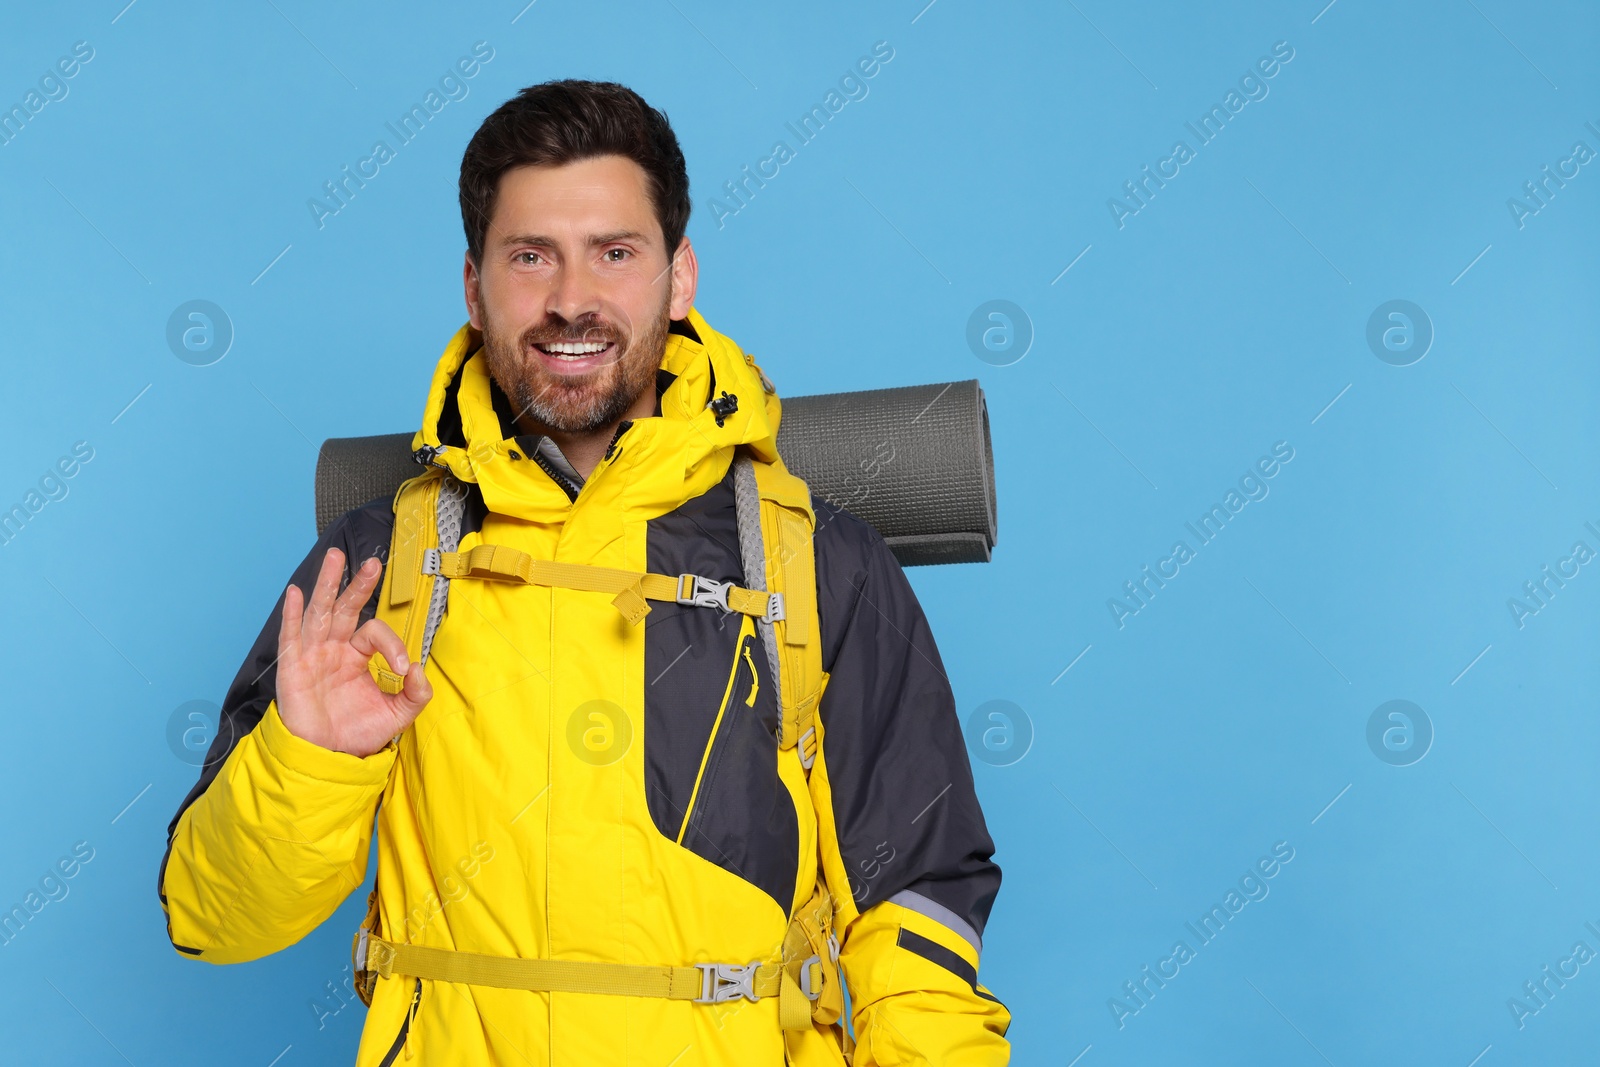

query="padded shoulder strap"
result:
[368,469,467,695]
[734,449,823,765]
[734,449,852,1048]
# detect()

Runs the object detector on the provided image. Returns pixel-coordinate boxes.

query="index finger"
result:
[278,581,304,664]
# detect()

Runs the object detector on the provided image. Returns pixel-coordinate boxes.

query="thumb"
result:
[391,661,433,725]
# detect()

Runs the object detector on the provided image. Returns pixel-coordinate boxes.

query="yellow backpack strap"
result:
[367,469,468,695]
[358,932,786,1001]
[352,468,465,1001]
[780,881,845,1029]
[422,545,781,626]
[736,451,823,765]
[736,449,857,1047]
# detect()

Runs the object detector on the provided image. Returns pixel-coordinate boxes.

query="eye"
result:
[515,251,545,266]
[604,248,631,262]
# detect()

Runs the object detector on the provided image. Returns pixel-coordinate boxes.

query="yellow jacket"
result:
[160,308,1010,1065]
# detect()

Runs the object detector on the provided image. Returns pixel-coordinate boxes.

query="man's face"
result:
[465,154,697,434]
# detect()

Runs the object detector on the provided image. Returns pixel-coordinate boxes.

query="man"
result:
[160,79,1009,1065]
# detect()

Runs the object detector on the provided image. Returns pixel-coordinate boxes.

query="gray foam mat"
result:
[315,379,996,567]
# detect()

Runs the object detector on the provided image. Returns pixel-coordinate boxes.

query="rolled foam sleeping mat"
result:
[773,380,996,566]
[315,379,997,567]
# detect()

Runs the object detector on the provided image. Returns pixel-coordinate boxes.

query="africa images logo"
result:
[1108,841,1296,1028]
[706,40,895,230]
[307,41,495,229]
[1107,442,1295,629]
[1106,41,1296,230]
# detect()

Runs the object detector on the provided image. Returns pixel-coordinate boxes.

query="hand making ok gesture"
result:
[275,546,432,758]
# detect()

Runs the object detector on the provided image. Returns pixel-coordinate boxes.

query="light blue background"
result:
[1,1,1596,1063]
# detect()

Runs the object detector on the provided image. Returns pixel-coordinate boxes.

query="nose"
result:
[544,262,605,332]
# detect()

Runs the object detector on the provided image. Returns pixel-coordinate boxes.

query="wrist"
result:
[259,700,396,783]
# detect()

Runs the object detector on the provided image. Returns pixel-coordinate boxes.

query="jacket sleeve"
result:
[808,499,1011,1065]
[158,499,396,964]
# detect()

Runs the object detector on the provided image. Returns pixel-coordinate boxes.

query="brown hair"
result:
[459,79,690,266]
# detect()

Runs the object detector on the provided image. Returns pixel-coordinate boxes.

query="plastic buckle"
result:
[827,932,840,963]
[355,928,369,969]
[695,961,761,1004]
[763,592,786,624]
[798,954,823,1000]
[799,725,817,770]
[421,548,442,575]
[677,574,733,613]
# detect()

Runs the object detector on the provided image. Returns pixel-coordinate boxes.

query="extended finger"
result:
[302,547,346,643]
[278,582,304,663]
[350,617,409,676]
[329,556,382,645]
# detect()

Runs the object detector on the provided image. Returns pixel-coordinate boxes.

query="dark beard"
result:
[479,287,670,435]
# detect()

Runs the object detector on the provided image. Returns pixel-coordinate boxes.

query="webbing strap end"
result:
[373,666,405,696]
[612,583,650,625]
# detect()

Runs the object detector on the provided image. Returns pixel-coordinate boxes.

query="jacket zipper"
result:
[530,421,631,502]
[529,447,581,502]
[675,614,759,844]
[376,978,421,1067]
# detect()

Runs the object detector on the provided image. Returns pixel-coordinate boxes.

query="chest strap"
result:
[423,544,784,627]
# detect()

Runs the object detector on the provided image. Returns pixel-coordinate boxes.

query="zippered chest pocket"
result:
[643,591,797,913]
[676,613,761,844]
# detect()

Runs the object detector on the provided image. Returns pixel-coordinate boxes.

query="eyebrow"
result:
[499,230,651,249]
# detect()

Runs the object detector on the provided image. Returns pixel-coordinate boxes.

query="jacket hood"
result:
[408,305,785,525]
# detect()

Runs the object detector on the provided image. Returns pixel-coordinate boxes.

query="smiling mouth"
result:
[536,340,613,357]
[530,339,617,371]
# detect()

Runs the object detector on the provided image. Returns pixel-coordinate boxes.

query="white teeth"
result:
[538,341,611,356]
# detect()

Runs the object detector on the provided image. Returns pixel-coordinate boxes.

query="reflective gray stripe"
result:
[888,889,982,958]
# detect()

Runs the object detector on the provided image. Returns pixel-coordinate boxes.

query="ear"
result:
[463,252,484,329]
[667,237,698,320]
